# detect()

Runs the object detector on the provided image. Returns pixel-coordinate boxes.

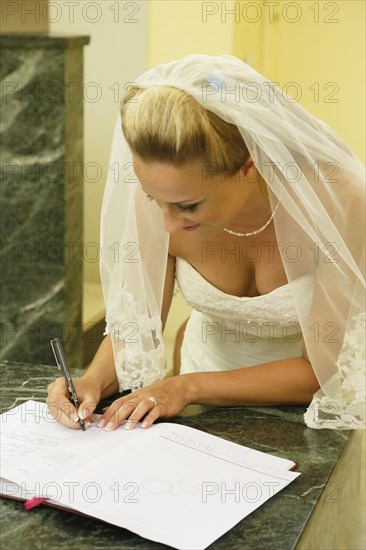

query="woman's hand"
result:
[46,376,101,429]
[97,375,192,431]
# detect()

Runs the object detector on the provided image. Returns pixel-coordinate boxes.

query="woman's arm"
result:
[47,253,176,428]
[162,253,176,333]
[80,333,119,399]
[97,344,320,431]
[184,355,319,408]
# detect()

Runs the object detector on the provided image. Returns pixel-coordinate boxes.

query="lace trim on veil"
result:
[304,312,366,429]
[103,285,167,390]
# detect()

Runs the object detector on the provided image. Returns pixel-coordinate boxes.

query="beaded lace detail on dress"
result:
[175,257,313,328]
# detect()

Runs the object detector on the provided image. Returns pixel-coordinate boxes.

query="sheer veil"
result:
[100,54,365,429]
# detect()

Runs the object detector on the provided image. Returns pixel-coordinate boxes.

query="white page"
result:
[53,424,299,549]
[1,401,300,550]
[0,400,142,487]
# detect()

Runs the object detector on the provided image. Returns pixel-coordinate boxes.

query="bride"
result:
[47,55,365,431]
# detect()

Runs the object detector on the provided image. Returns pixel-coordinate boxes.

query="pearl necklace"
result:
[223,198,281,237]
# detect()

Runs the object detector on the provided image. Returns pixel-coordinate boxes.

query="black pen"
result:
[50,338,86,431]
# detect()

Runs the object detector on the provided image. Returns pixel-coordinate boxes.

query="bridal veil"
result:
[100,55,365,429]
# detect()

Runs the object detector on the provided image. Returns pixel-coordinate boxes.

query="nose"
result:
[163,207,185,234]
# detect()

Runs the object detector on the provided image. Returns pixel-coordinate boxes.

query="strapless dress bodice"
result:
[174,257,313,374]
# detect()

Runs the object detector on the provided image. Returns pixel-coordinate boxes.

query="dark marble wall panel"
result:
[0,34,90,368]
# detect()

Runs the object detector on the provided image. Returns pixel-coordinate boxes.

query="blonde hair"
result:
[120,85,250,176]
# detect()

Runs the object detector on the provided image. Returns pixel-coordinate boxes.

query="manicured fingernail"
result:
[71,412,79,423]
[141,421,147,428]
[105,422,114,431]
[97,418,106,428]
[124,422,133,430]
[84,422,91,428]
[78,409,88,420]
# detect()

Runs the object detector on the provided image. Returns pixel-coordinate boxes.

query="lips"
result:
[183,223,200,231]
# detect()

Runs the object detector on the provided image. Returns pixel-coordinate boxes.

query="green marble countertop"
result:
[0,360,351,550]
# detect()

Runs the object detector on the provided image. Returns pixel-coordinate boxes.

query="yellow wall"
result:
[148,0,235,66]
[233,0,365,161]
[49,2,149,284]
[270,0,365,162]
[1,0,49,32]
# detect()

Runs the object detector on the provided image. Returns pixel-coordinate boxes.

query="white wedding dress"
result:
[175,257,314,374]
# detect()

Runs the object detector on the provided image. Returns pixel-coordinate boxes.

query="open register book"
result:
[0,400,299,549]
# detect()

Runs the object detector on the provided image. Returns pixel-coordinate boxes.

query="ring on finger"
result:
[145,396,158,407]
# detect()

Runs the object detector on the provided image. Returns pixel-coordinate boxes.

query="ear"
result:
[241,157,254,177]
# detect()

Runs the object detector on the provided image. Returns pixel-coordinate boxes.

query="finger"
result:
[47,379,78,424]
[141,406,162,429]
[124,398,158,430]
[97,399,138,430]
[80,413,98,426]
[46,397,81,429]
[78,397,98,421]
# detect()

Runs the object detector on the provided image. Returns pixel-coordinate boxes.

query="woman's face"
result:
[133,155,260,239]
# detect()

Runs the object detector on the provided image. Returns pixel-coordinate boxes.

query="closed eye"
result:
[177,204,199,213]
[144,194,199,213]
